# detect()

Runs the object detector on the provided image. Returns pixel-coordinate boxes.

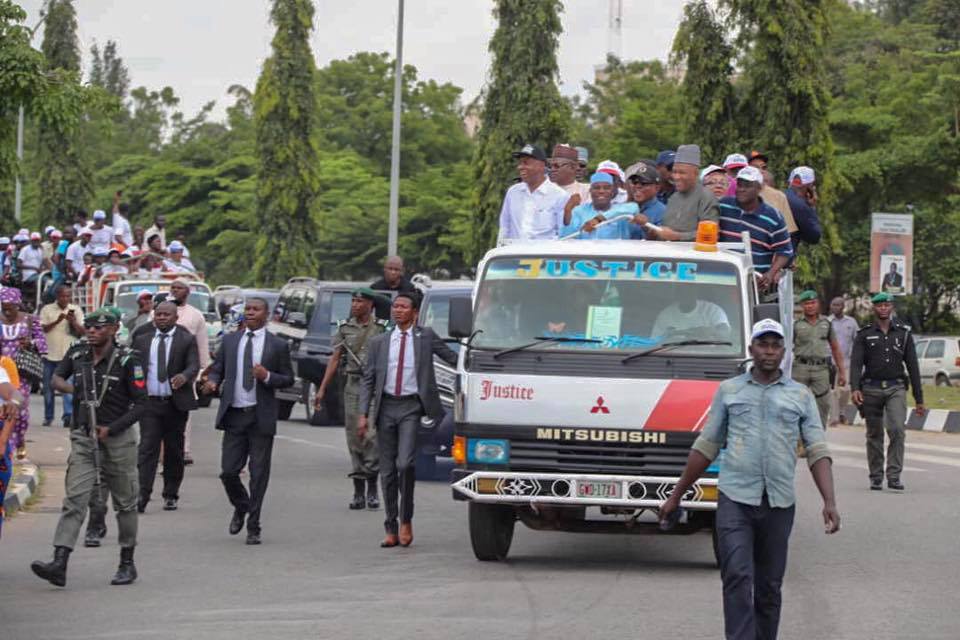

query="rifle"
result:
[76,345,102,490]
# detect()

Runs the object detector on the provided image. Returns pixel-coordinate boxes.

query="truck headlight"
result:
[468,439,510,464]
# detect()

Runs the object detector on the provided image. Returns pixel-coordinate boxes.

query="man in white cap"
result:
[42,226,58,259]
[722,153,749,197]
[0,237,11,280]
[654,144,719,241]
[66,227,93,280]
[595,160,629,203]
[163,241,195,273]
[786,166,822,252]
[660,318,840,640]
[88,210,115,253]
[19,232,51,286]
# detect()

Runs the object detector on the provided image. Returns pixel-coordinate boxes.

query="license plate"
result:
[576,481,620,498]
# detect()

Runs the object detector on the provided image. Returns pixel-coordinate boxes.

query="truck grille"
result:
[508,438,694,476]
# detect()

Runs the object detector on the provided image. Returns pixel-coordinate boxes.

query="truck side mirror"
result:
[753,303,780,323]
[448,297,473,339]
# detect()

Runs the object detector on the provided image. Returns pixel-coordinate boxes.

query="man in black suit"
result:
[359,291,458,548]
[132,301,200,515]
[203,297,294,545]
[881,261,903,292]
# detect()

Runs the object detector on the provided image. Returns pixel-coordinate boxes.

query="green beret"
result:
[871,292,895,304]
[797,290,818,303]
[84,307,120,327]
[351,287,381,302]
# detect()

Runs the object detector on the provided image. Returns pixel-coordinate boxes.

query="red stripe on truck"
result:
[643,380,721,431]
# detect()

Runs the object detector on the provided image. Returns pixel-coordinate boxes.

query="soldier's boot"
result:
[31,546,71,587]
[349,479,366,510]
[110,546,137,586]
[366,477,380,510]
[85,514,107,547]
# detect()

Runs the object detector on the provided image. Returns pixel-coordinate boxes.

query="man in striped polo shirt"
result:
[718,166,794,294]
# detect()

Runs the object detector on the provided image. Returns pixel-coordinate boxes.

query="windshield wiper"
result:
[493,335,602,359]
[621,340,732,364]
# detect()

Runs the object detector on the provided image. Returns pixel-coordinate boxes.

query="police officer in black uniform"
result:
[30,308,147,587]
[850,292,925,491]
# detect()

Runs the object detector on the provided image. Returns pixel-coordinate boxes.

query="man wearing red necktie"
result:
[358,291,458,548]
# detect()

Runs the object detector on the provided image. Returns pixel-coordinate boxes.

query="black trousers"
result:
[138,397,189,501]
[716,492,796,640]
[219,408,274,534]
[377,395,421,534]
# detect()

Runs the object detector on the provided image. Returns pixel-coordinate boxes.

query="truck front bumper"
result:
[451,469,717,511]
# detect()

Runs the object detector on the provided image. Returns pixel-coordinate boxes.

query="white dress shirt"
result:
[112,213,134,246]
[232,327,267,408]
[147,328,174,397]
[497,178,568,244]
[386,326,418,396]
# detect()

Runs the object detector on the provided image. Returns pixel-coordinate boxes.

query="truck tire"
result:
[936,373,949,387]
[277,400,295,421]
[469,503,515,562]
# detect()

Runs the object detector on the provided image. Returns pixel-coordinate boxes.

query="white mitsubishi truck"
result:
[447,229,790,562]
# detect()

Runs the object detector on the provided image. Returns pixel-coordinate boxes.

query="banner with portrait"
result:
[870,213,913,295]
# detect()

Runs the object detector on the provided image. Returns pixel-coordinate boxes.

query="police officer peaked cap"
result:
[797,290,818,303]
[85,307,120,327]
[351,287,384,303]
[871,292,895,304]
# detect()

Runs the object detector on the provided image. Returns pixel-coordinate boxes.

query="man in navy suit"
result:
[359,291,458,548]
[204,298,294,545]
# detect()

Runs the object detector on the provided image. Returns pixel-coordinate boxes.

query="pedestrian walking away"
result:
[850,292,925,491]
[203,297,294,546]
[0,287,48,460]
[358,291,458,548]
[30,308,146,587]
[132,301,200,515]
[792,290,847,429]
[316,288,388,510]
[659,319,840,640]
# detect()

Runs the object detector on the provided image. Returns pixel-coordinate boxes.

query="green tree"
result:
[472,0,570,256]
[671,1,737,161]
[89,40,130,98]
[252,0,320,286]
[36,0,93,225]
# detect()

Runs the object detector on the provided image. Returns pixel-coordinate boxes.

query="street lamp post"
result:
[14,105,24,223]
[387,0,404,256]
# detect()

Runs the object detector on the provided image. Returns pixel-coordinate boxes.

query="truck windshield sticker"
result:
[486,258,737,286]
[586,305,622,340]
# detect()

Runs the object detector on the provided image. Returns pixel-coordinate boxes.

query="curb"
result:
[3,462,39,516]
[843,406,960,433]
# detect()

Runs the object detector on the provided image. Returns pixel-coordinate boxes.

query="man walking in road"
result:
[793,290,847,429]
[169,279,209,465]
[132,301,200,513]
[316,288,388,510]
[203,298,294,545]
[829,297,859,425]
[40,285,84,428]
[851,292,925,491]
[660,319,840,640]
[358,292,458,548]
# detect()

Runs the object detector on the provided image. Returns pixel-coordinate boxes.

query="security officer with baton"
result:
[850,292,925,491]
[316,288,388,509]
[30,308,147,587]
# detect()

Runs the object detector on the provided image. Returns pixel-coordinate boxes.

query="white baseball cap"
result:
[596,160,625,182]
[736,166,764,185]
[79,225,94,236]
[700,164,725,181]
[789,166,816,186]
[751,318,785,341]
[723,153,749,169]
[168,240,185,252]
[93,209,107,220]
[44,225,56,235]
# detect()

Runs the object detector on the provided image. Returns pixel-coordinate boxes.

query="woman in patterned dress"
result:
[0,287,48,460]
[0,355,23,539]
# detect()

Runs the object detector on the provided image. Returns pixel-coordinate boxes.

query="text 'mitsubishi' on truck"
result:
[445,225,786,563]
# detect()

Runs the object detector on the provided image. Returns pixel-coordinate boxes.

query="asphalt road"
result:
[2,399,960,640]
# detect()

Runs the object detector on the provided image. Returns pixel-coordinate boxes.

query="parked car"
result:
[213,286,280,319]
[913,336,960,387]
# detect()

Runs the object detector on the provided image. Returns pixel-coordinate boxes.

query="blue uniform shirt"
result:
[628,198,667,240]
[562,202,638,240]
[692,372,831,508]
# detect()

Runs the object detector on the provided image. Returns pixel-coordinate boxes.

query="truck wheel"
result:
[277,400,295,421]
[711,526,721,569]
[469,502,515,562]
[415,452,437,481]
[304,383,326,425]
[936,373,949,387]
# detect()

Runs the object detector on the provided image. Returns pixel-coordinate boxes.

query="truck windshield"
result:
[473,256,744,356]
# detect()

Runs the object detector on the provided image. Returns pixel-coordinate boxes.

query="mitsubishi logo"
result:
[590,396,610,414]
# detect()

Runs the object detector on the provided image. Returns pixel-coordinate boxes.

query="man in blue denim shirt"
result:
[660,318,840,640]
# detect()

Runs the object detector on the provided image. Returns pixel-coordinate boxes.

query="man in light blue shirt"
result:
[660,318,840,640]
[497,144,569,244]
[562,172,638,239]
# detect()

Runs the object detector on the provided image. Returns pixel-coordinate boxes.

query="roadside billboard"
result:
[870,213,913,295]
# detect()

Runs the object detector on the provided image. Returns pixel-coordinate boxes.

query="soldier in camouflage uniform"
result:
[316,288,388,509]
[793,290,846,429]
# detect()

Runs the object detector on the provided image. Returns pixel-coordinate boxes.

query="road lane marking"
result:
[274,434,341,451]
[829,443,960,468]
[831,456,926,473]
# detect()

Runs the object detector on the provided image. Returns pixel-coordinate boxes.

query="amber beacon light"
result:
[694,220,719,252]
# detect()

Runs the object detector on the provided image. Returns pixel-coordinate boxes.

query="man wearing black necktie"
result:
[131,301,200,515]
[359,292,458,548]
[203,297,294,545]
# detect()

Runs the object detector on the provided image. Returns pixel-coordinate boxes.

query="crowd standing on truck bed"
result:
[0,141,927,640]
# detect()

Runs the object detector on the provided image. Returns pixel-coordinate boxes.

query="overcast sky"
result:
[19,1,687,120]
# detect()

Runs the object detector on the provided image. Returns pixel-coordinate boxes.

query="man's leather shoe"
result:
[380,534,399,548]
[245,532,261,545]
[367,494,380,510]
[349,494,365,510]
[137,497,148,514]
[229,509,246,535]
[163,498,178,511]
[870,480,883,491]
[184,454,194,466]
[399,523,413,547]
[888,480,905,491]
[84,528,101,548]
